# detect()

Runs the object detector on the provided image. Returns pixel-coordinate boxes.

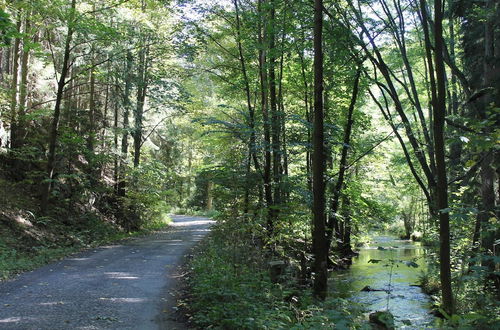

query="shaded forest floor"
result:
[0,176,169,280]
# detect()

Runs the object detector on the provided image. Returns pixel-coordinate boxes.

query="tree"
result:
[41,0,77,212]
[431,0,453,315]
[311,0,327,299]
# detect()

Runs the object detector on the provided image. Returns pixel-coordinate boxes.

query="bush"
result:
[187,217,360,329]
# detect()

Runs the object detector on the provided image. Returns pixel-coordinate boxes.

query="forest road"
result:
[0,215,214,330]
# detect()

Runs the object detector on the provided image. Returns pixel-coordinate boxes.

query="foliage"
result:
[188,217,362,329]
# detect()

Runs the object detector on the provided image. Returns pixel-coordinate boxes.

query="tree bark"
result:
[133,45,148,168]
[118,51,133,197]
[269,0,281,222]
[258,0,274,235]
[9,18,21,149]
[16,15,31,150]
[312,0,327,300]
[478,0,499,293]
[87,55,96,153]
[432,0,454,315]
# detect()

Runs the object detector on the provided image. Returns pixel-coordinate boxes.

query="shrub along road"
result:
[0,215,214,329]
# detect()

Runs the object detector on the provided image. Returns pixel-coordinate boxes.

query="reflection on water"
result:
[330,235,436,329]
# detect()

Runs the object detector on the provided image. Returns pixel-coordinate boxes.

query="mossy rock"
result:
[369,311,395,329]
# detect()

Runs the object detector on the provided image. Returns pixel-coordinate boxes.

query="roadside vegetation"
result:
[186,216,363,329]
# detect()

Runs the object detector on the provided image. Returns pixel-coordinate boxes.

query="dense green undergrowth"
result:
[418,264,500,329]
[186,216,364,329]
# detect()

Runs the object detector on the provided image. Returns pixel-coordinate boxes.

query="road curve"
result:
[0,215,214,330]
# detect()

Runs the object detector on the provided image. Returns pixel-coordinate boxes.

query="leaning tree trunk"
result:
[326,70,361,249]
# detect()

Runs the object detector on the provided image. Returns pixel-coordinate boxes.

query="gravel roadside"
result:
[0,215,214,330]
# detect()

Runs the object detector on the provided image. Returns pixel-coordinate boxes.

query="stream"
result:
[330,235,436,329]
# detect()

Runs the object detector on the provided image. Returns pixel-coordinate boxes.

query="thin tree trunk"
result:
[87,55,96,153]
[278,6,288,202]
[41,0,76,212]
[258,0,273,234]
[233,0,261,213]
[351,3,437,213]
[369,87,433,208]
[113,84,119,193]
[269,0,281,222]
[9,18,21,149]
[298,47,312,194]
[133,45,148,168]
[326,70,361,247]
[118,51,133,197]
[16,15,31,150]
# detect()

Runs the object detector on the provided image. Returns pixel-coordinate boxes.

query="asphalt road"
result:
[0,215,214,330]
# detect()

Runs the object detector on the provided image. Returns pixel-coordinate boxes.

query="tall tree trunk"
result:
[206,180,213,211]
[133,46,148,168]
[326,70,361,248]
[298,46,312,194]
[278,8,288,202]
[258,0,273,234]
[87,55,96,153]
[118,51,133,197]
[433,0,454,315]
[269,0,281,222]
[312,0,327,300]
[233,0,261,213]
[41,0,76,212]
[478,0,500,293]
[9,18,21,149]
[16,15,31,150]
[113,84,119,193]
[340,184,353,256]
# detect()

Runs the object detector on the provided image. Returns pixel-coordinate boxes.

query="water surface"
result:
[330,235,436,329]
